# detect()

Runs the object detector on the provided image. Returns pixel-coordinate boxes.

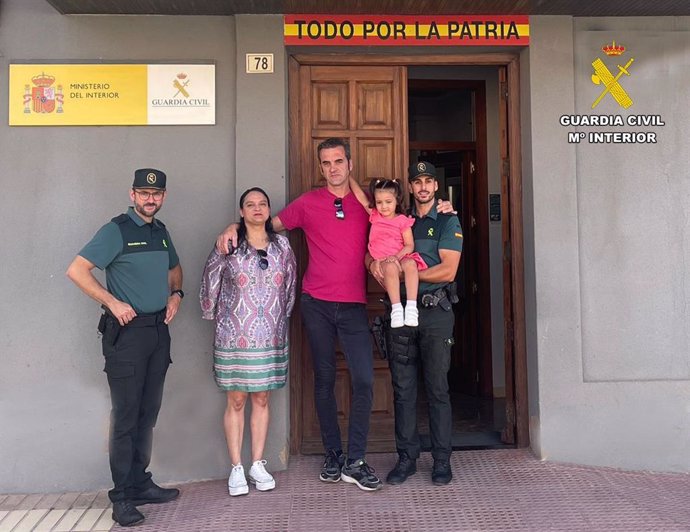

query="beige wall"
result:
[0,0,293,493]
[527,15,690,471]
[2,2,689,496]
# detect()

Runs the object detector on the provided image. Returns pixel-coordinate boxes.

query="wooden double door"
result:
[287,56,526,454]
[289,64,407,453]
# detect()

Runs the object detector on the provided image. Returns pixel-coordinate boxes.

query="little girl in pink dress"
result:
[351,178,427,327]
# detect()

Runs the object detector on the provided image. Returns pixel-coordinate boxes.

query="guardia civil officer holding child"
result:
[367,162,463,487]
[67,168,183,527]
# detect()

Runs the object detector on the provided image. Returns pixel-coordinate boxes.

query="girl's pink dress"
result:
[368,210,427,270]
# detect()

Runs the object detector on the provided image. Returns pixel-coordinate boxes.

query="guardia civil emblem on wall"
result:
[591,41,634,109]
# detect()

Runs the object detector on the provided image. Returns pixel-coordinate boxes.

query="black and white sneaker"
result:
[341,458,383,491]
[319,450,345,483]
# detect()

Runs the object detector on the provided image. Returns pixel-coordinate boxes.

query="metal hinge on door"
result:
[506,402,515,425]
[500,80,508,100]
[502,158,510,179]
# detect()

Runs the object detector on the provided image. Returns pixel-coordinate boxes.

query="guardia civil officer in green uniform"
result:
[67,168,183,527]
[367,161,462,487]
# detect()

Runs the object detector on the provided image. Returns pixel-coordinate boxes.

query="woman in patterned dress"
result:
[200,187,296,496]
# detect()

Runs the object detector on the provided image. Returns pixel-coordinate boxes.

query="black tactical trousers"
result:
[387,304,454,460]
[101,313,171,503]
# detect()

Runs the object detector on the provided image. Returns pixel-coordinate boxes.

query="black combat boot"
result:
[129,484,180,506]
[386,452,417,485]
[431,458,453,485]
[112,501,145,527]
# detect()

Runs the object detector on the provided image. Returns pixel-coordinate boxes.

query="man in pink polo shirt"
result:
[216,138,382,492]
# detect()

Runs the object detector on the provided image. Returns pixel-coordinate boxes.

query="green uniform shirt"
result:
[411,203,463,295]
[79,207,179,314]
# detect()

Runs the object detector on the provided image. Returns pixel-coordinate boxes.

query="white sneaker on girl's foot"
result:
[404,306,419,327]
[248,459,276,491]
[390,307,404,328]
[228,464,249,496]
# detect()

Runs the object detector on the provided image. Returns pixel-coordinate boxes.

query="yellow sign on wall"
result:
[9,64,215,126]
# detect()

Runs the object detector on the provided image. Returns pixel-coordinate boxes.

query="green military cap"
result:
[408,161,437,181]
[133,168,166,189]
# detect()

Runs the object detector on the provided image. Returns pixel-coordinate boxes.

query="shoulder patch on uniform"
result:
[111,213,129,224]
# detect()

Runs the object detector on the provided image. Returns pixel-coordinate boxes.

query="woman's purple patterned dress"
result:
[200,235,296,392]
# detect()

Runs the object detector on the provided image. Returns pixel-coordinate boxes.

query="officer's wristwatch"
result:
[171,289,185,299]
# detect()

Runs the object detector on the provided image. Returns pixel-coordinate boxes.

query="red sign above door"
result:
[284,15,529,46]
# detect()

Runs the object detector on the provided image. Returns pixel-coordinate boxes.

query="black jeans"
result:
[300,294,374,460]
[101,314,171,502]
[388,304,454,461]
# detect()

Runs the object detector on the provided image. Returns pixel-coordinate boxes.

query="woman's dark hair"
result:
[368,178,404,215]
[237,187,277,250]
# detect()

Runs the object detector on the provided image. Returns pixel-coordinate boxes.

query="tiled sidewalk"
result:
[2,449,690,531]
[0,491,113,532]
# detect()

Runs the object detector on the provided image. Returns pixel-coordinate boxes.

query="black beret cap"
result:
[408,161,437,181]
[133,168,166,189]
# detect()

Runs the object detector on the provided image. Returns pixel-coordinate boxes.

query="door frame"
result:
[407,78,492,399]
[288,52,529,452]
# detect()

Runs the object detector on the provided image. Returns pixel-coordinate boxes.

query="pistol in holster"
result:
[371,315,390,360]
[98,307,122,346]
[446,281,459,304]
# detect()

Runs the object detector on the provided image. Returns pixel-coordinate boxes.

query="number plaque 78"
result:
[246,54,274,74]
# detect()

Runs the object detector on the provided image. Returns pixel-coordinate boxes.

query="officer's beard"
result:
[135,202,162,219]
[414,194,435,205]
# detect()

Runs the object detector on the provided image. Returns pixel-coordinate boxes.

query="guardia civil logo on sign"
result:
[591,41,634,109]
[560,38,665,146]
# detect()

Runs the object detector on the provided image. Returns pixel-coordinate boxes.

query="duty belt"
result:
[419,282,459,311]
[104,307,166,327]
[419,286,449,309]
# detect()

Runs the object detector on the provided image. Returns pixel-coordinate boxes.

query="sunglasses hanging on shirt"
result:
[334,198,345,220]
[257,249,269,270]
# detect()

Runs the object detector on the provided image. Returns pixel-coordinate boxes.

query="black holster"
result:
[99,312,122,346]
[388,327,418,366]
[419,281,459,312]
[446,281,459,304]
[371,315,389,360]
[378,297,416,365]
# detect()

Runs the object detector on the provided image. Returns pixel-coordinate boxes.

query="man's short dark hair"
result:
[317,137,351,162]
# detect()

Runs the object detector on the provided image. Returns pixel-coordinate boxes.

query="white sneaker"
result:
[248,459,276,491]
[228,464,249,496]
[404,306,419,327]
[390,308,404,328]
